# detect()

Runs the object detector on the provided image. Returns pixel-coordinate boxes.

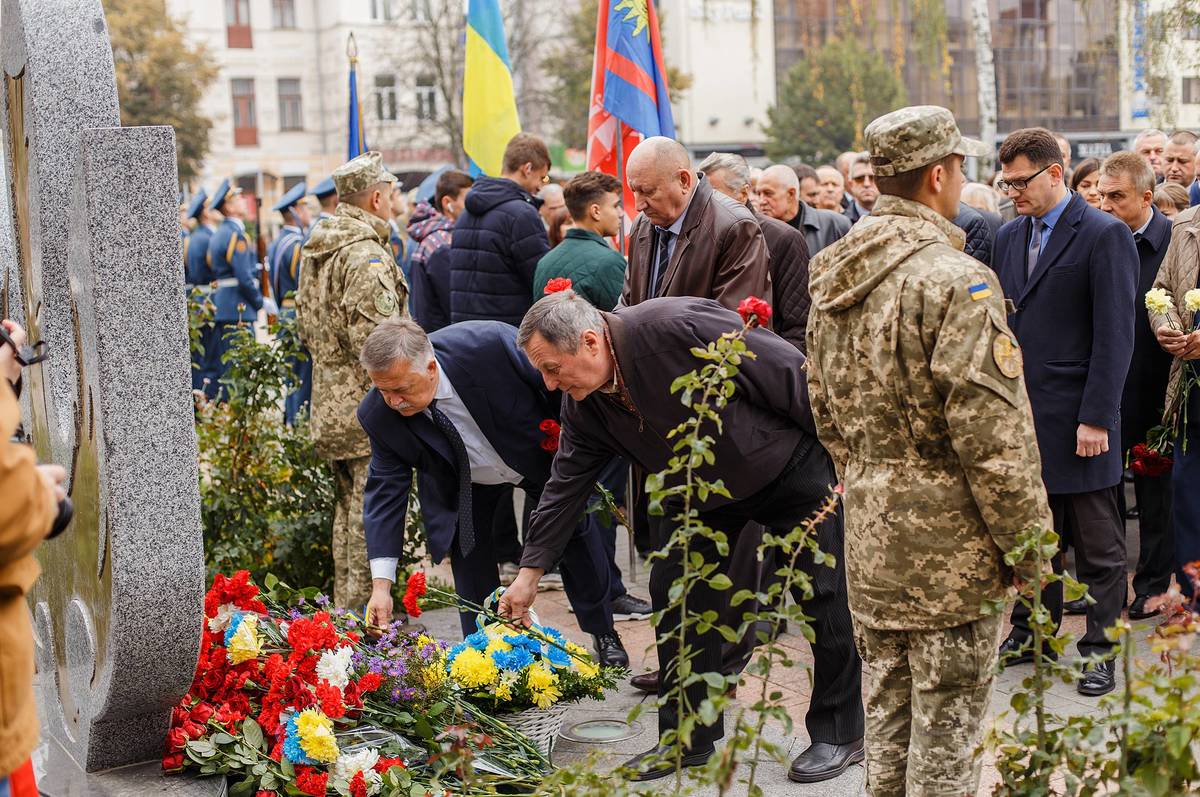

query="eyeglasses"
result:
[996,163,1052,193]
[851,174,874,184]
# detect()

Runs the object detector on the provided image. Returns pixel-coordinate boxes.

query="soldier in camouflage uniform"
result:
[296,151,409,610]
[805,106,1054,797]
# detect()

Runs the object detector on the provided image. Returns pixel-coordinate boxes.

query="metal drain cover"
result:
[559,718,642,744]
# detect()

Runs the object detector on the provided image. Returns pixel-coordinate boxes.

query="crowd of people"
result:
[5,106,1200,796]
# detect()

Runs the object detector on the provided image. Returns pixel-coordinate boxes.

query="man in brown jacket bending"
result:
[0,320,65,792]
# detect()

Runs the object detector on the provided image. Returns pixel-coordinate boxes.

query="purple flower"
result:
[315,593,330,607]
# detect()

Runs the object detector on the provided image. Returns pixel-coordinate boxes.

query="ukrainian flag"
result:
[463,0,521,176]
[347,51,368,160]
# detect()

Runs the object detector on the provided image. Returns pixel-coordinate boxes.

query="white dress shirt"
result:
[370,358,523,581]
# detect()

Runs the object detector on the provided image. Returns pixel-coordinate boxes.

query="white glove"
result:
[262,297,279,316]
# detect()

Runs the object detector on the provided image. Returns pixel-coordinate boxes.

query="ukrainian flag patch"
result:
[968,282,993,301]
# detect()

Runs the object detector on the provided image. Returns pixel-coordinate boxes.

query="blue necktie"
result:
[1027,218,1043,278]
[651,228,672,297]
[428,399,475,556]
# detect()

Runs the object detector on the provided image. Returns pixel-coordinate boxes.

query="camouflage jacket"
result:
[296,203,408,460]
[806,195,1052,631]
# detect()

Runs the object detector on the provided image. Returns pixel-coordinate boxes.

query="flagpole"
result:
[616,120,626,255]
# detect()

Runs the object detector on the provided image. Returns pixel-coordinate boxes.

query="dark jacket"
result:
[785,202,851,257]
[757,211,812,352]
[621,175,770,310]
[532,228,626,310]
[448,177,550,325]
[953,202,994,266]
[520,297,818,571]
[359,321,559,563]
[1121,208,1174,453]
[994,192,1137,494]
[408,202,455,333]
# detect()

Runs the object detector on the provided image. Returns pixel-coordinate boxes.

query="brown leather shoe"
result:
[630,671,659,693]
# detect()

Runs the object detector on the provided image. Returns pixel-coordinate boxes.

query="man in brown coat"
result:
[0,320,64,790]
[621,136,770,309]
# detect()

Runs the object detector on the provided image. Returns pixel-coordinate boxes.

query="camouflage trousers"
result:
[332,456,372,611]
[856,613,1002,797]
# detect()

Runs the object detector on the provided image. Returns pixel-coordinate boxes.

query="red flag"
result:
[586,0,642,234]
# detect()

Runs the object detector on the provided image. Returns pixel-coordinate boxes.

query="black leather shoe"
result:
[594,631,630,668]
[1128,594,1160,620]
[623,743,714,781]
[788,738,865,783]
[1078,660,1115,696]
[630,670,659,693]
[1064,598,1089,615]
[998,635,1058,665]
[611,593,654,621]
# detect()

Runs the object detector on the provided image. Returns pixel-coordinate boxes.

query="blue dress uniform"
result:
[267,181,312,425]
[184,189,220,397]
[207,179,262,400]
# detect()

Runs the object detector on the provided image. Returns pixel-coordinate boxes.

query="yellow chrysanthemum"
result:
[449,647,498,688]
[531,683,562,709]
[1146,288,1175,316]
[422,660,447,689]
[295,709,340,763]
[226,615,262,665]
[1185,289,1200,313]
[493,671,517,701]
[564,642,599,678]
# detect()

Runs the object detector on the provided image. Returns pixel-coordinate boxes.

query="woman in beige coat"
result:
[0,320,63,794]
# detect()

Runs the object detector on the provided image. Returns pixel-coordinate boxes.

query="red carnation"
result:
[295,767,328,797]
[162,752,184,772]
[403,571,428,618]
[539,418,561,453]
[737,295,772,328]
[375,756,406,773]
[350,772,369,797]
[358,672,384,693]
[1131,443,1173,478]
[544,277,573,295]
[166,727,188,752]
[539,419,559,434]
[315,680,347,719]
[189,701,215,724]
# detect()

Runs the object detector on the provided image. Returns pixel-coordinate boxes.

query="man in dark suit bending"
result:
[992,127,1137,696]
[357,319,629,667]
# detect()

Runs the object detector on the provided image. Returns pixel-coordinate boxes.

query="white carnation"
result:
[207,603,238,633]
[333,748,382,793]
[316,646,354,689]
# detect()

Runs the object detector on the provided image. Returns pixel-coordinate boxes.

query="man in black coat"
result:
[953,201,995,266]
[448,133,551,325]
[357,319,629,667]
[500,293,864,783]
[993,129,1137,697]
[1097,153,1176,619]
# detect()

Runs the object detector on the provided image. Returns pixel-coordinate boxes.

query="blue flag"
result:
[348,56,368,160]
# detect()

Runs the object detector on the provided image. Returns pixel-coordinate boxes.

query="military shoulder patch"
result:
[992,333,1023,379]
[375,291,397,316]
[236,240,248,253]
[968,282,992,301]
[369,257,383,268]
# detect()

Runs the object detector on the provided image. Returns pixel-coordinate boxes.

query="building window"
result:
[271,0,296,28]
[371,0,397,20]
[231,78,258,146]
[374,74,398,121]
[416,74,437,121]
[278,78,303,131]
[1185,77,1200,105]
[410,0,433,22]
[225,0,252,48]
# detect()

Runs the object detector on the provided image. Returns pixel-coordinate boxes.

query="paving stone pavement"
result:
[419,494,1173,796]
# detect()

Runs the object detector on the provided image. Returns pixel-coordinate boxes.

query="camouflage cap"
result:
[865,105,991,177]
[333,151,398,196]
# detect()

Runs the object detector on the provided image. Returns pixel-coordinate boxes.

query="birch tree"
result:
[971,0,997,176]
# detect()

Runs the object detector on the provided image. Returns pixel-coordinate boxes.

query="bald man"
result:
[757,164,851,257]
[621,135,770,308]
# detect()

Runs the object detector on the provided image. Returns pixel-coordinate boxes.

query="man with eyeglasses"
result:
[992,127,1138,698]
[845,153,878,224]
[448,132,552,326]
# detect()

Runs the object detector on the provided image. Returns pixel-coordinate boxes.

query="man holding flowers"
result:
[1150,203,1200,596]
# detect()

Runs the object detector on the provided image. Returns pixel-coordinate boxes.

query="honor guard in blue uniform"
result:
[267,181,313,425]
[184,189,220,396]
[311,177,338,232]
[207,178,263,400]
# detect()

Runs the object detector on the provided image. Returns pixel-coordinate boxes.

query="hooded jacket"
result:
[296,203,407,460]
[806,195,1051,631]
[448,177,550,325]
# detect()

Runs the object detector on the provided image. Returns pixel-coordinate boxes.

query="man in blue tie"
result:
[206,179,264,400]
[267,182,312,425]
[992,127,1138,697]
[356,319,630,667]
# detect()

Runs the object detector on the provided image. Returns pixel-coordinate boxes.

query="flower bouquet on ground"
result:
[164,571,547,796]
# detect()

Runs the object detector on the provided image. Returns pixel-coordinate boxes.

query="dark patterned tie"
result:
[428,399,475,556]
[652,228,673,297]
